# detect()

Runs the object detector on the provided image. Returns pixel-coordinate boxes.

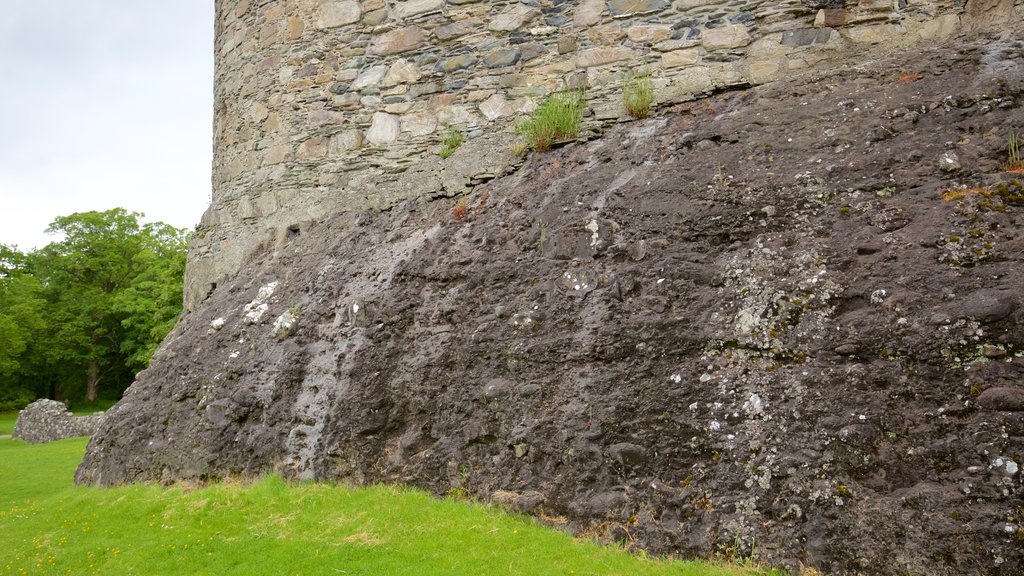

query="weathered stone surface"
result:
[438,53,478,72]
[369,26,426,55]
[392,0,443,20]
[483,48,521,69]
[382,58,421,86]
[434,19,478,41]
[478,93,515,120]
[608,0,670,17]
[488,4,541,31]
[661,47,700,67]
[400,111,437,136]
[978,387,1024,411]
[626,24,674,43]
[316,1,362,28]
[365,111,400,144]
[576,47,635,68]
[701,23,751,50]
[814,8,846,27]
[330,130,363,154]
[575,0,606,26]
[352,65,387,90]
[13,400,104,444]
[589,23,625,45]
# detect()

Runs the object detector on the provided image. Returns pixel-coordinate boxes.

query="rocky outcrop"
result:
[189,0,1024,311]
[13,400,104,444]
[79,23,1024,576]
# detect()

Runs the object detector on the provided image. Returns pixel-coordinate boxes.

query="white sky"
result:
[0,0,213,251]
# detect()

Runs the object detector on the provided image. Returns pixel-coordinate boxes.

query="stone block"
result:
[438,54,479,72]
[489,5,541,31]
[577,47,635,68]
[814,9,847,27]
[483,48,521,69]
[627,24,673,44]
[330,130,364,154]
[589,23,625,45]
[608,0,670,18]
[479,93,515,120]
[574,0,605,26]
[401,111,437,136]
[366,112,401,144]
[661,48,700,68]
[701,23,751,50]
[352,65,388,90]
[298,138,328,160]
[435,19,479,41]
[317,1,362,29]
[383,59,422,86]
[393,0,444,20]
[370,26,427,55]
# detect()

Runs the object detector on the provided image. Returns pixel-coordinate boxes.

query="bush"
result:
[439,124,465,159]
[517,89,585,152]
[624,70,654,119]
[0,387,35,412]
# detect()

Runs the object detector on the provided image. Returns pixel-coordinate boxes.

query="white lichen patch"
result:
[270,309,298,339]
[258,281,279,301]
[210,317,226,330]
[243,302,269,324]
[743,394,764,417]
[586,219,600,248]
[242,281,279,324]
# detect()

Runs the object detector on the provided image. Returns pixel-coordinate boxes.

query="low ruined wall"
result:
[186,0,1023,309]
[12,399,104,444]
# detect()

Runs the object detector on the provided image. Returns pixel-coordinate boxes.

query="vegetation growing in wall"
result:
[0,209,188,409]
[623,69,655,119]
[439,123,465,159]
[1008,130,1023,172]
[517,89,586,152]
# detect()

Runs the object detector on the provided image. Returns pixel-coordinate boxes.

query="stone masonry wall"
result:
[185,0,1022,310]
[12,399,105,444]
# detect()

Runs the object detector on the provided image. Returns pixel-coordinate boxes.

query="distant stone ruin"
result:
[12,399,104,444]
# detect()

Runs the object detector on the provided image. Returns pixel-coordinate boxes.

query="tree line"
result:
[0,208,188,410]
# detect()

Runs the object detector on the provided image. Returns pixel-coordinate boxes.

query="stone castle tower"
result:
[186,0,1021,310]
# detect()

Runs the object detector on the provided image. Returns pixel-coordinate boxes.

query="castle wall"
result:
[186,0,1022,310]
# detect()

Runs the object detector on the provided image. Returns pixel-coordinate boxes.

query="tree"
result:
[26,209,188,403]
[0,245,45,409]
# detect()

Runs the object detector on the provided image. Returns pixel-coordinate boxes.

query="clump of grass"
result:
[517,88,585,152]
[1007,130,1023,173]
[439,123,465,159]
[624,69,655,119]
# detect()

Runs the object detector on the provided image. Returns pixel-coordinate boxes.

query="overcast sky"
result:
[0,0,213,251]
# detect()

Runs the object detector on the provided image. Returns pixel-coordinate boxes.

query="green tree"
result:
[0,245,45,409]
[29,209,188,403]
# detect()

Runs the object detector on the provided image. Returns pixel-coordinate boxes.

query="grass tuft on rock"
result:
[517,89,585,152]
[624,69,655,119]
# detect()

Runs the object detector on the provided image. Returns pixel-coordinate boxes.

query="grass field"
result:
[0,438,777,576]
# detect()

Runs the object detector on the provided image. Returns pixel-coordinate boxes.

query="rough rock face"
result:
[78,29,1024,575]
[13,400,104,444]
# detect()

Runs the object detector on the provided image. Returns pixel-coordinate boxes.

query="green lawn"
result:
[0,438,776,576]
